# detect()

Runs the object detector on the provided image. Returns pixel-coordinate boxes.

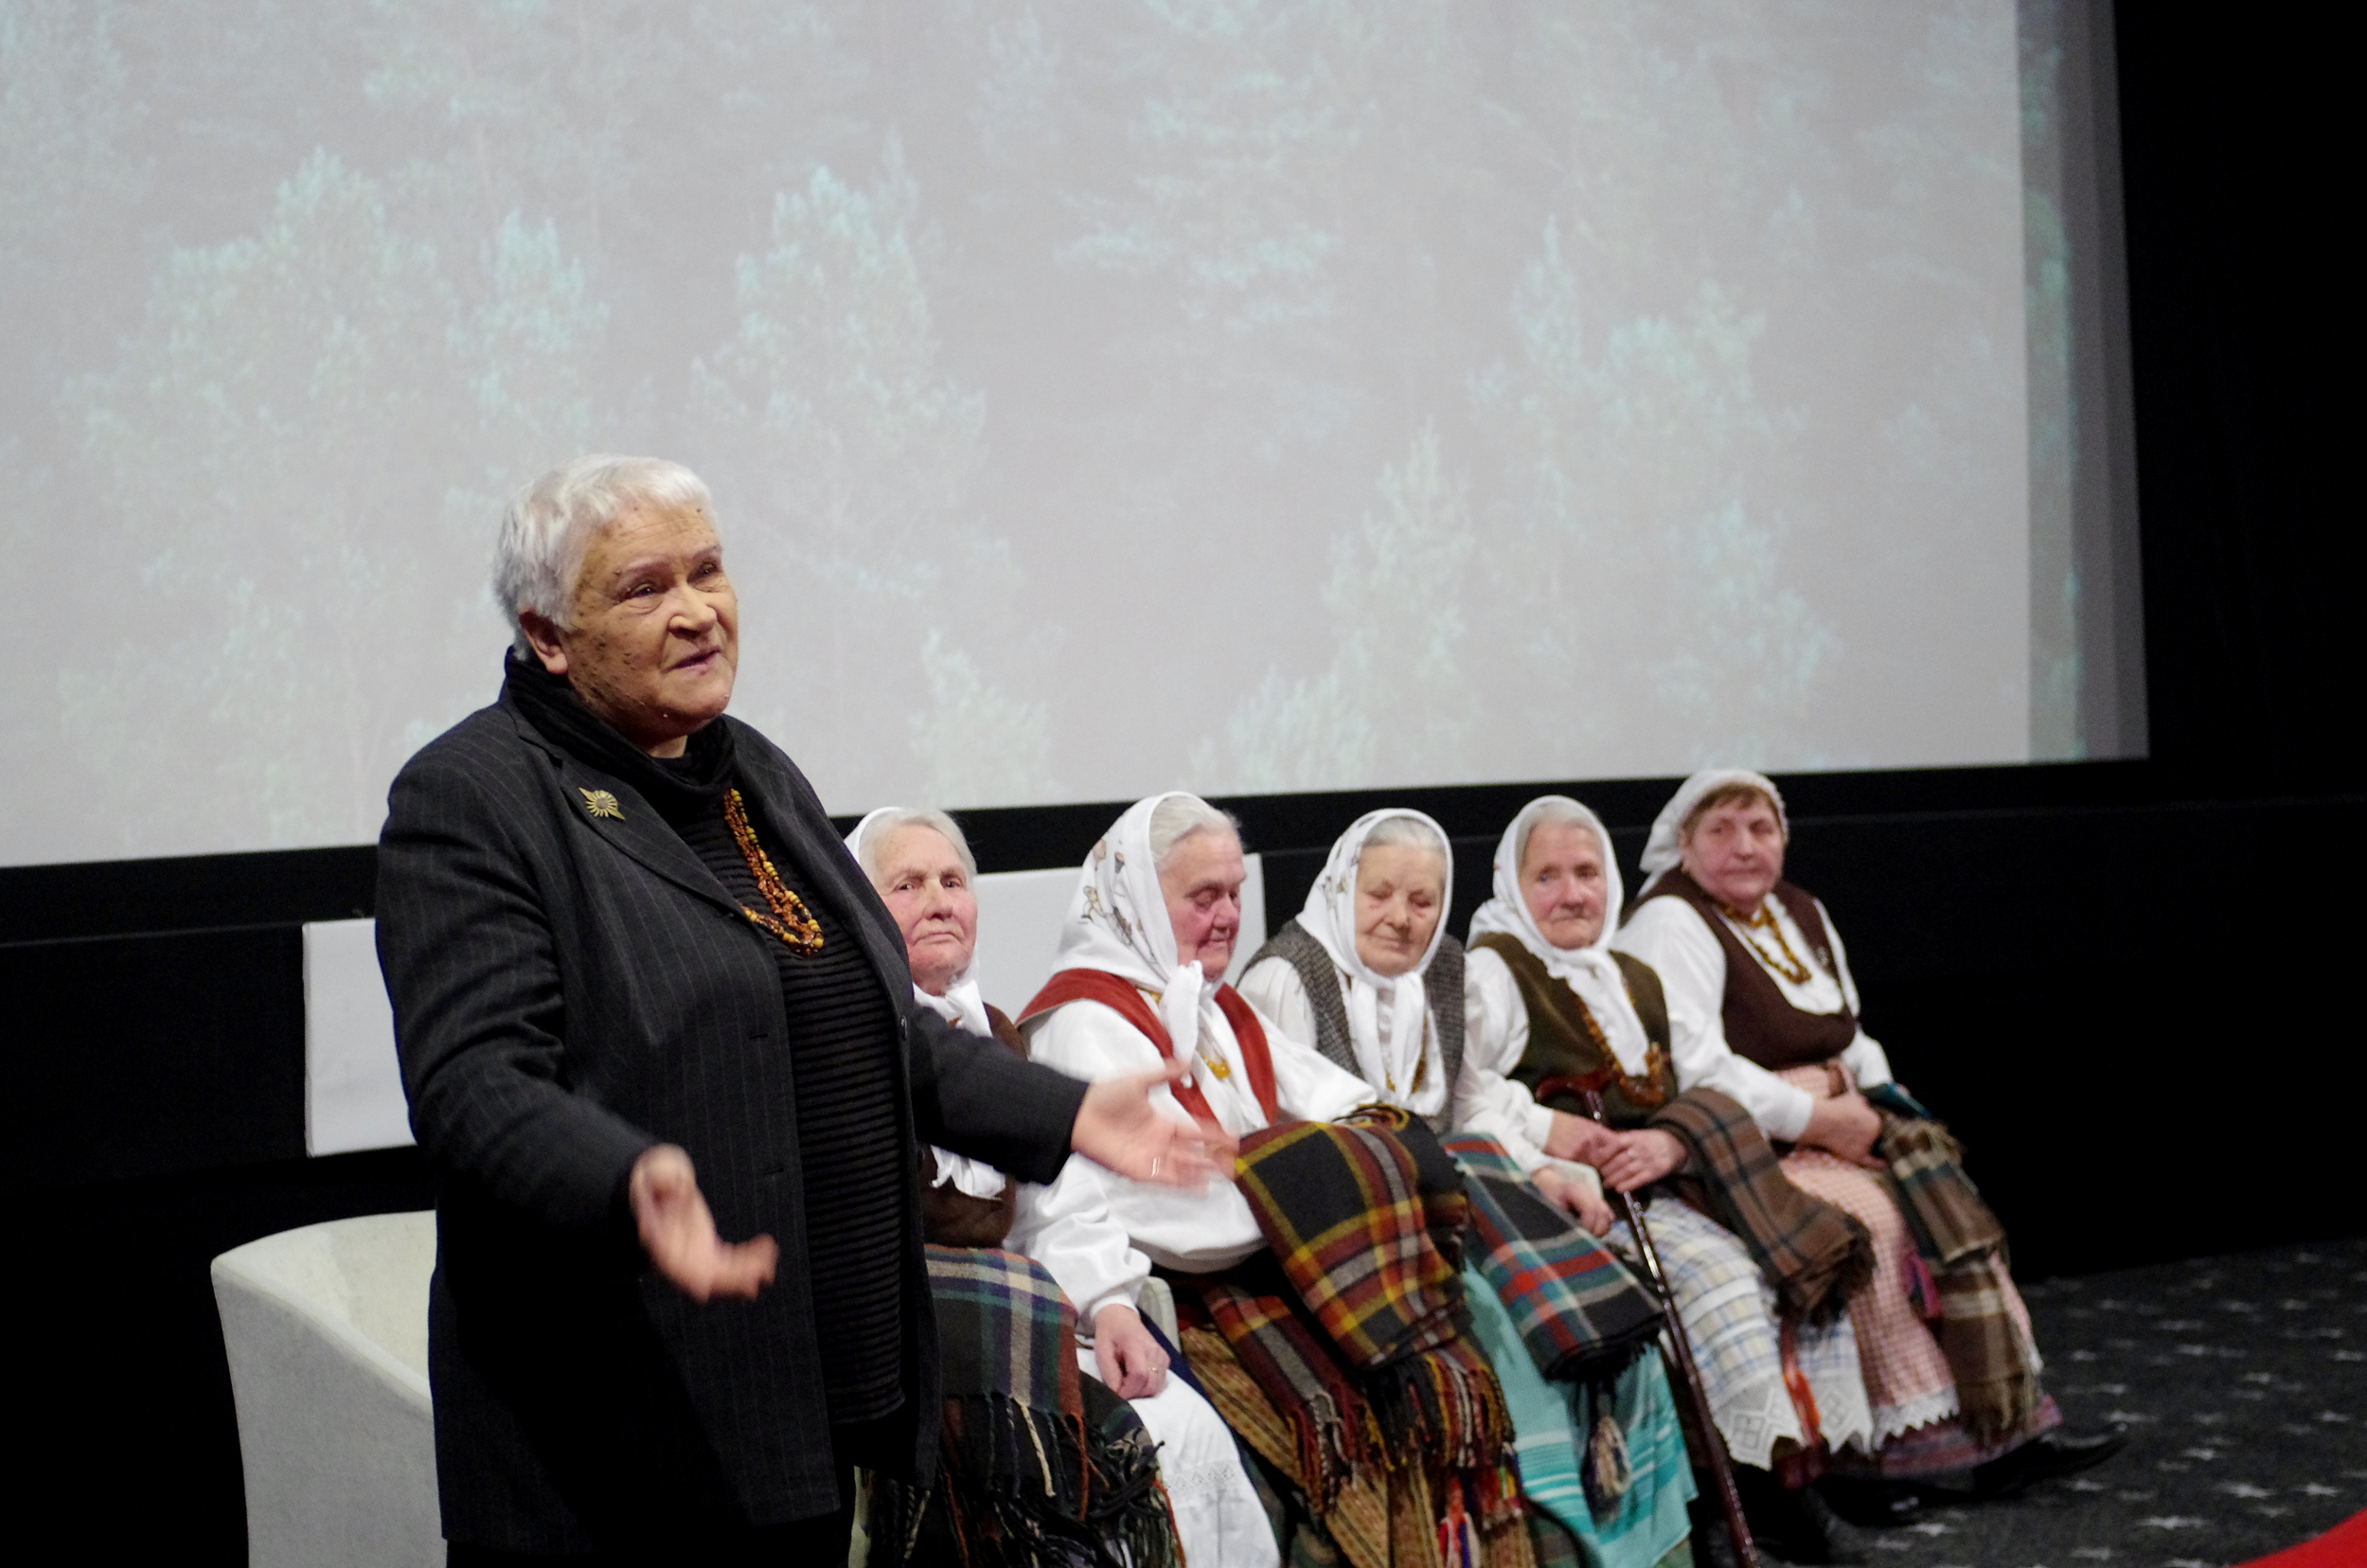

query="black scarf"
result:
[501,653,737,822]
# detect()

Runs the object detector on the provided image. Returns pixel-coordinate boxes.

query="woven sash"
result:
[1021,968,1281,1124]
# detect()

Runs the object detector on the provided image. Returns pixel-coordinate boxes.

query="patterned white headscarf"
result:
[1637,769,1790,884]
[1049,792,1237,1093]
[1467,794,1652,1074]
[845,807,1002,1199]
[1296,809,1451,1109]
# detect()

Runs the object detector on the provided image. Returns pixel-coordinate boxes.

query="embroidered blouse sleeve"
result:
[1006,1157,1150,1328]
[1252,996,1375,1122]
[1022,1000,1268,1274]
[1818,899,1895,1089]
[1455,945,1558,1172]
[1615,900,1818,1143]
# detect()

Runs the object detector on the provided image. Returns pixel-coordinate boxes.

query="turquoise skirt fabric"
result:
[1462,1265,1697,1568]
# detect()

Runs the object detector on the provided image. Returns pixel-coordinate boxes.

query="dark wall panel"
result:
[5,925,306,1189]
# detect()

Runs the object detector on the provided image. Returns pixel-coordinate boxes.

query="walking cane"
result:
[1552,1071,1759,1568]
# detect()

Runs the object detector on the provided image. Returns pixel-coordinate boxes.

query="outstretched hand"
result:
[629,1144,779,1303]
[1073,1060,1237,1188]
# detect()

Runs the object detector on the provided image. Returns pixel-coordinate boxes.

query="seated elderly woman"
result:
[1464,795,1883,1563]
[1237,808,1698,1568]
[374,456,1219,1563]
[1021,793,1529,1568]
[847,806,1275,1568]
[1614,771,2125,1506]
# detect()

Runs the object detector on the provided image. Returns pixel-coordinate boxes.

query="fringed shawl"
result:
[875,1246,1181,1568]
[1176,1111,1528,1568]
[1645,1086,1874,1326]
[1875,1110,2040,1446]
[1442,1136,1664,1384]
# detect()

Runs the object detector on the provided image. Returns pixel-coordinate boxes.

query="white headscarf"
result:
[1467,794,1652,1074]
[1296,809,1451,1107]
[845,808,1002,1199]
[1049,792,1236,1093]
[1638,769,1789,884]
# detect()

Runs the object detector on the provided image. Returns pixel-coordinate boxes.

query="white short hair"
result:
[1514,798,1602,872]
[1148,794,1241,870]
[492,455,714,652]
[1361,813,1448,862]
[854,808,977,888]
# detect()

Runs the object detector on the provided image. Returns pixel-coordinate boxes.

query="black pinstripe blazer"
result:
[375,685,1085,1552]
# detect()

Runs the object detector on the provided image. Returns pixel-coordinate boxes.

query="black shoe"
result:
[1969,1425,2129,1500]
[1816,1475,1923,1528]
[1684,1493,1749,1568]
[1733,1465,1866,1564]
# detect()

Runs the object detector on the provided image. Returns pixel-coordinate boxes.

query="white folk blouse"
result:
[1022,989,1371,1273]
[1612,891,1894,1142]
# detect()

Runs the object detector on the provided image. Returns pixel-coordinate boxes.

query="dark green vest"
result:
[1469,933,1676,1130]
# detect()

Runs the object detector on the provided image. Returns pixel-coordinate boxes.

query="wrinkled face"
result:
[1681,796,1786,911]
[1158,828,1246,976]
[1520,819,1610,951]
[872,824,977,996]
[1353,843,1446,978]
[523,500,738,757]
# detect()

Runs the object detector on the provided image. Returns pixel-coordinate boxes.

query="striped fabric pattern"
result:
[1235,1117,1461,1370]
[1605,1199,1802,1468]
[924,1244,1082,1419]
[1199,1266,1379,1506]
[1442,1135,1664,1383]
[1646,1084,1873,1324]
[1878,1114,2004,1267]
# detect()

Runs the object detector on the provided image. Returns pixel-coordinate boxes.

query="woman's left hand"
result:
[1073,1060,1238,1188]
[1596,1129,1687,1194]
[1093,1304,1171,1399]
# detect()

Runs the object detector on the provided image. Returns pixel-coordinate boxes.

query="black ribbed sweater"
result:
[508,660,906,1423]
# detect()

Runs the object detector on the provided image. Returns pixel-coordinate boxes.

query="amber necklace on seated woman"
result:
[1716,898,1812,986]
[723,788,826,955]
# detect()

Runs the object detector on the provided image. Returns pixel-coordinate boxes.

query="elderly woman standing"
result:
[1615,770,2123,1504]
[375,456,1219,1564]
[846,806,1278,1568]
[1466,795,1880,1562]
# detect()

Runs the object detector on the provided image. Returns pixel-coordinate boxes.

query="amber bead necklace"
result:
[1570,986,1671,1109]
[1719,899,1814,986]
[722,788,826,955]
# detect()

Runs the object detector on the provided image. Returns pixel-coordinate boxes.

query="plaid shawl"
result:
[878,1246,1181,1568]
[1234,1113,1462,1369]
[1646,1086,1874,1326]
[1182,1112,1525,1560]
[1442,1136,1664,1383]
[1877,1113,2040,1447]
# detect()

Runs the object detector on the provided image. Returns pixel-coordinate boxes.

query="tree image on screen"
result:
[0,0,2053,865]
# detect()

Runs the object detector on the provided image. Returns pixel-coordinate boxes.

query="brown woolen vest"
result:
[1628,868,1855,1070]
[1468,934,1677,1130]
[917,1002,1029,1247]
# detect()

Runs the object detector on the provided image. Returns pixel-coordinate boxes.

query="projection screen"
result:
[0,0,2130,867]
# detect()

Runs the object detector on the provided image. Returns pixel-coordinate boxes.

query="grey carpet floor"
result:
[1765,1236,2366,1568]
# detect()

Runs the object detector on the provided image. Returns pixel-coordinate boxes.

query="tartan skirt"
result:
[1604,1198,1869,1469]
